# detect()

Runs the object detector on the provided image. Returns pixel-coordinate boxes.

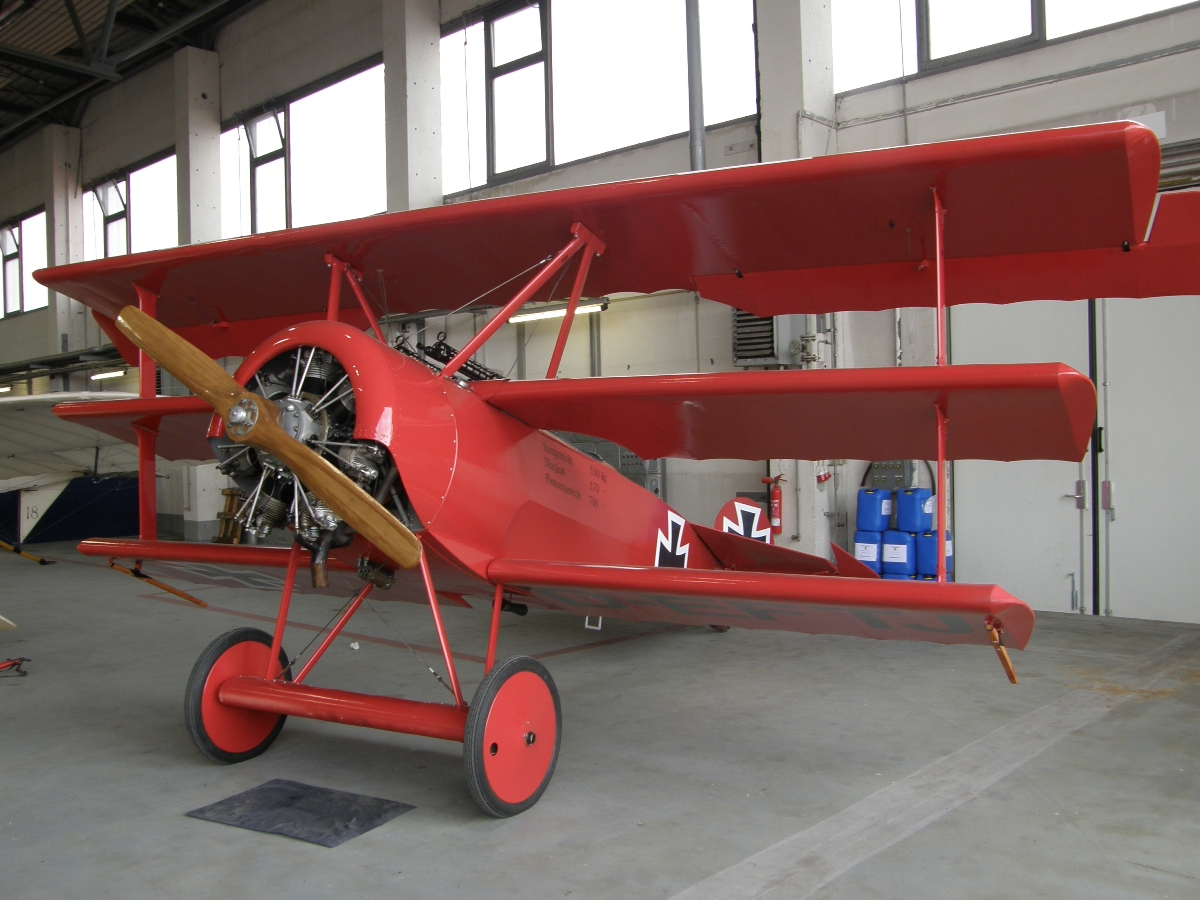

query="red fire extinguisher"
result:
[761,475,784,537]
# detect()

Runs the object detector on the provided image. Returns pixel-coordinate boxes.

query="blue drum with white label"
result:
[881,530,916,576]
[853,530,882,574]
[917,531,953,577]
[897,488,933,533]
[856,489,893,533]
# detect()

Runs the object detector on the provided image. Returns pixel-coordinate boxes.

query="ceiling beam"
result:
[0,76,101,144]
[61,0,93,65]
[107,0,238,66]
[0,42,119,81]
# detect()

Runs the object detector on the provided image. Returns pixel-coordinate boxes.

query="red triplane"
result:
[38,122,1200,816]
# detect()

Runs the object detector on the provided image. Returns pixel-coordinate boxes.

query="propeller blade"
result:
[114,306,423,570]
[115,306,244,417]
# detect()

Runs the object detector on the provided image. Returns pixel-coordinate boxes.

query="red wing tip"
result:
[986,585,1035,651]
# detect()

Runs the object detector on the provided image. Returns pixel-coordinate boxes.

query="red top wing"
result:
[33,122,1183,364]
[475,363,1096,463]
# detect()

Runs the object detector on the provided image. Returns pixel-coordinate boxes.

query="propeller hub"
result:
[226,397,259,437]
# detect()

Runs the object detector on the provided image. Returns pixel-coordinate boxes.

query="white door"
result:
[1102,296,1200,624]
[950,300,1091,613]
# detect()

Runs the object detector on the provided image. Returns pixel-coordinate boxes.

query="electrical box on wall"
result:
[866,460,917,490]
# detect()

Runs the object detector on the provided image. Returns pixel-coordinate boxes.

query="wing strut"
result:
[325,254,386,342]
[441,223,606,380]
[134,284,159,541]
[933,188,949,583]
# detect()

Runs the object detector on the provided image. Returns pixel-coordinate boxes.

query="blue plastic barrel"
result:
[897,488,933,533]
[856,489,893,533]
[883,573,916,580]
[882,530,916,576]
[917,531,953,577]
[853,530,882,574]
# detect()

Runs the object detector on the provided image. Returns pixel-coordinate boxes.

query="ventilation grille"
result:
[1160,138,1200,192]
[733,310,776,364]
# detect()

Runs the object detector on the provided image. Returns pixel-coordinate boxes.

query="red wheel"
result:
[464,656,561,817]
[184,628,290,763]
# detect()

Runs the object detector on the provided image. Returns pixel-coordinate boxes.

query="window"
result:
[833,0,917,94]
[0,210,48,317]
[218,112,289,235]
[221,63,387,237]
[129,156,178,253]
[220,125,252,239]
[82,155,178,259]
[925,0,1033,60]
[916,0,1042,68]
[441,0,759,194]
[289,66,387,227]
[1045,0,1192,39]
[835,1,1194,93]
[488,2,551,178]
[249,111,289,233]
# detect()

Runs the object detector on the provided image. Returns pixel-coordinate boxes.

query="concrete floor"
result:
[2,542,1198,899]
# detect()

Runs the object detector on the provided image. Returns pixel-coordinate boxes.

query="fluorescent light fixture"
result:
[0,386,10,393]
[90,369,126,381]
[510,302,607,324]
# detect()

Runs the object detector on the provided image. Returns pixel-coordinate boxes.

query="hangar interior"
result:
[1,1,1198,898]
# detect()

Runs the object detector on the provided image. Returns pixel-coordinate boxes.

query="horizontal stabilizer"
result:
[831,543,881,579]
[691,523,837,575]
[476,363,1095,463]
[486,559,1034,649]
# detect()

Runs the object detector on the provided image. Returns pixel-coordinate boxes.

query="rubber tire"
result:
[464,656,562,818]
[184,627,291,764]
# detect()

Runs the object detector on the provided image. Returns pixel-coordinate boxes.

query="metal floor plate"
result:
[186,779,414,848]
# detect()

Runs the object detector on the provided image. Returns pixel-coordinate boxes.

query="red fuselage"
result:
[228,320,716,595]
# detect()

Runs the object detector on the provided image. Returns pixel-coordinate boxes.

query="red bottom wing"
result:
[487,559,1034,650]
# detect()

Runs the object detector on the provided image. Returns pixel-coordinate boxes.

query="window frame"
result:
[246,109,291,234]
[96,177,130,259]
[83,146,177,258]
[481,0,554,184]
[443,0,759,194]
[914,0,1200,77]
[0,206,46,319]
[221,53,385,237]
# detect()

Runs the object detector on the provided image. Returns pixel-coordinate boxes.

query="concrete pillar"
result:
[43,124,85,357]
[755,0,835,161]
[754,2,836,555]
[174,47,221,245]
[383,0,442,211]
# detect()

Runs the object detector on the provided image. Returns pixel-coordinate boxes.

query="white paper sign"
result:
[923,497,934,514]
[854,542,878,562]
[880,497,892,515]
[882,543,908,563]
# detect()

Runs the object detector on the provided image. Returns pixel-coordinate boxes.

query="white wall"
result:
[217,0,383,117]
[837,5,1200,150]
[0,130,44,220]
[81,60,175,183]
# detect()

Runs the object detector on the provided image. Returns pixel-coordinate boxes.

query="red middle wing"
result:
[474,363,1096,463]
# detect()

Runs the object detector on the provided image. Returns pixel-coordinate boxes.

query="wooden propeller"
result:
[115,306,422,570]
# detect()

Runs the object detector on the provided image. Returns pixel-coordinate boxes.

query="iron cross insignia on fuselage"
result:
[721,501,771,543]
[655,510,689,567]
